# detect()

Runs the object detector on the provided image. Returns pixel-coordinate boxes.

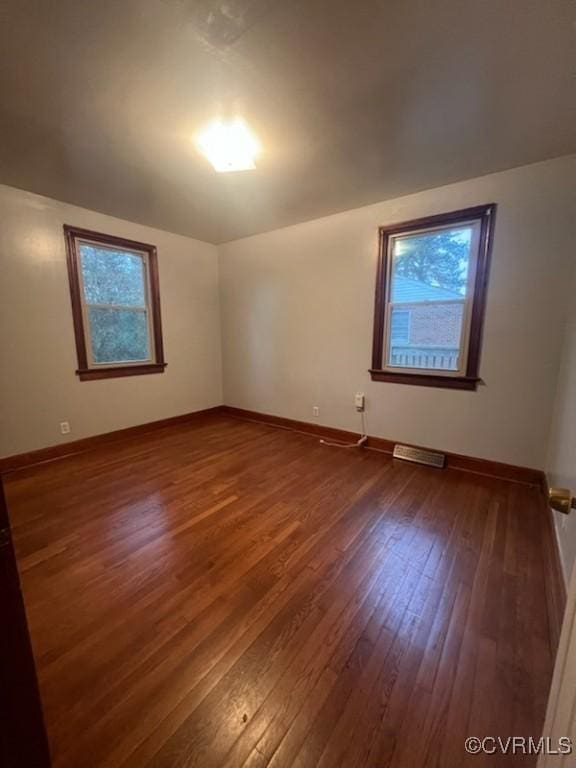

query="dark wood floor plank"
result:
[3,415,557,768]
[313,478,476,768]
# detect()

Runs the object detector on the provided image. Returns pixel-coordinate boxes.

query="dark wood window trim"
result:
[370,204,496,390]
[64,225,166,381]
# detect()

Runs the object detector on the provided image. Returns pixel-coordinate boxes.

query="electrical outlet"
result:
[312,406,319,417]
[60,421,71,435]
[354,393,365,412]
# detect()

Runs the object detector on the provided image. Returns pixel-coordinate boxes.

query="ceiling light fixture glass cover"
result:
[196,118,260,172]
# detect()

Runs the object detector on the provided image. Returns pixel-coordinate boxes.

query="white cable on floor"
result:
[320,409,368,449]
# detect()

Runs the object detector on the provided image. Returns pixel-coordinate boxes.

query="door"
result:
[0,477,51,767]
[539,526,576,766]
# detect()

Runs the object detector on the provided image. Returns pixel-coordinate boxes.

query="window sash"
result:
[77,239,155,368]
[382,220,481,377]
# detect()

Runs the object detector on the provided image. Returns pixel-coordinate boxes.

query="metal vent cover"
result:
[393,444,446,469]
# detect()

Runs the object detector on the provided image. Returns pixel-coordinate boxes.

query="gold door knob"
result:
[548,487,575,515]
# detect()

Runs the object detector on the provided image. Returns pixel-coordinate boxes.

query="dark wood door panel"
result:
[0,479,51,768]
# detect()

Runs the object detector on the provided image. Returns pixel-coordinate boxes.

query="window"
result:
[370,204,496,390]
[64,226,166,381]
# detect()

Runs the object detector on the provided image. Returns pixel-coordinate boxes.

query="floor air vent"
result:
[393,444,446,469]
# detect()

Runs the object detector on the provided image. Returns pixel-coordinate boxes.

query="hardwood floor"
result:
[4,415,557,767]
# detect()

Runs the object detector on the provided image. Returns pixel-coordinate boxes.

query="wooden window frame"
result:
[64,225,166,382]
[370,204,496,390]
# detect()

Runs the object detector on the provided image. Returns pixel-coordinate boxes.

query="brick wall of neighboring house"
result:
[409,304,462,346]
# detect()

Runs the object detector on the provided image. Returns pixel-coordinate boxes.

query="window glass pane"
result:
[88,308,150,364]
[390,226,473,302]
[80,244,146,306]
[388,302,464,371]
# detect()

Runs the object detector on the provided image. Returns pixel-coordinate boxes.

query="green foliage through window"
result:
[80,244,146,306]
[88,308,149,363]
[392,227,472,295]
[79,242,151,364]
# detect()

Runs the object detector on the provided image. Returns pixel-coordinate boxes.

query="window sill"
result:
[77,363,167,381]
[369,369,481,390]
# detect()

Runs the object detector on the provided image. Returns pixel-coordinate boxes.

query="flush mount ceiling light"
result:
[196,118,260,172]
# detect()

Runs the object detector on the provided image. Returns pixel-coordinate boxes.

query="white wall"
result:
[219,156,575,469]
[547,261,576,585]
[0,185,223,457]
[2,157,573,469]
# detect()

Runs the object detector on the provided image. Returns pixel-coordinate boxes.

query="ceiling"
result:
[0,0,574,244]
